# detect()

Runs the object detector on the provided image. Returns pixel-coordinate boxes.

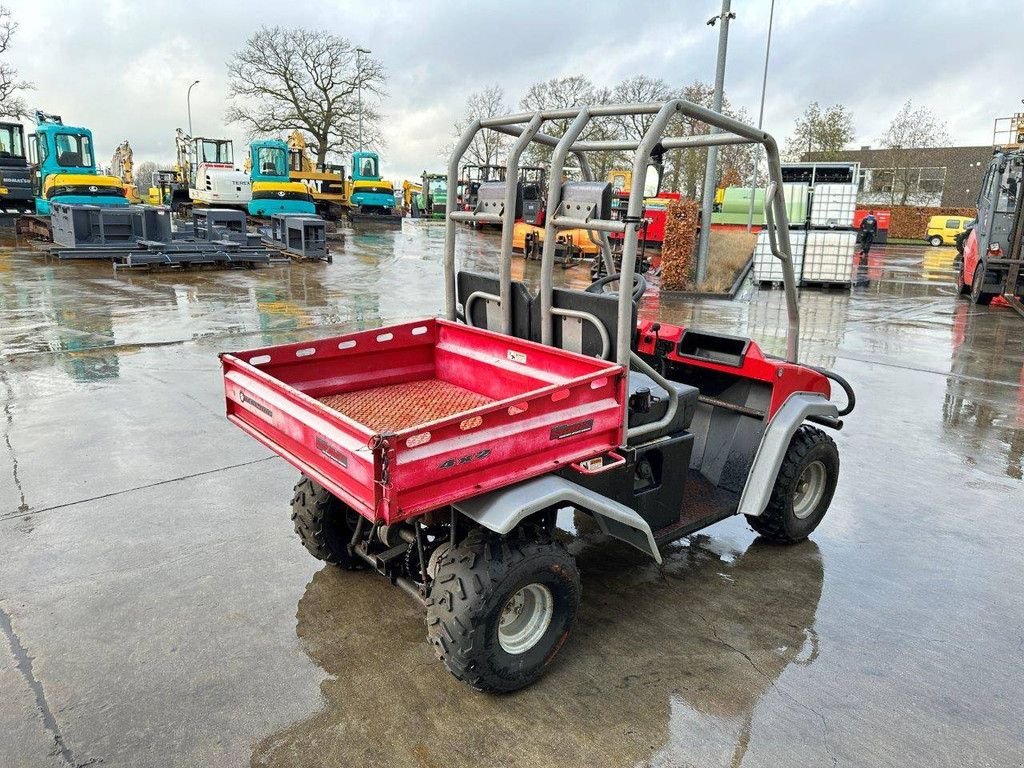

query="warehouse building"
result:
[805,145,994,208]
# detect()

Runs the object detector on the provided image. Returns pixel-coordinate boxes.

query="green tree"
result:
[785,101,856,161]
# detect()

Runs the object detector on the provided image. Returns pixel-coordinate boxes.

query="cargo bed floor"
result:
[318,379,494,433]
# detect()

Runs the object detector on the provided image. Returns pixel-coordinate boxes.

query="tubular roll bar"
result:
[443,100,800,444]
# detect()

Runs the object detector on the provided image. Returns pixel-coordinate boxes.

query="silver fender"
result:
[738,393,840,518]
[452,474,662,564]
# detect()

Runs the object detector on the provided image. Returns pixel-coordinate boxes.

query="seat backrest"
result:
[455,270,533,341]
[559,181,612,220]
[475,180,523,220]
[531,287,636,361]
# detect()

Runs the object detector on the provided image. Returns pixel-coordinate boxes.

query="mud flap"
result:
[453,474,663,563]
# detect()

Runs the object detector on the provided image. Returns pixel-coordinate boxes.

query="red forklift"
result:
[956,148,1024,317]
[221,100,855,692]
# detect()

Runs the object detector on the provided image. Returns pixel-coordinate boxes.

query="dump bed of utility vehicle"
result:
[221,318,626,524]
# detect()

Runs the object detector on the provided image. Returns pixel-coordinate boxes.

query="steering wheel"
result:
[586,272,647,303]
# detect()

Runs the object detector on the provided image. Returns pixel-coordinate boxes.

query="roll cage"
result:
[443,99,801,443]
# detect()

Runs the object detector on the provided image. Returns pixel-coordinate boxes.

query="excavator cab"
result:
[28,112,127,215]
[0,121,33,213]
[247,139,315,217]
[347,151,399,221]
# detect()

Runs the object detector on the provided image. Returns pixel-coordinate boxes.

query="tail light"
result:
[989,242,1002,254]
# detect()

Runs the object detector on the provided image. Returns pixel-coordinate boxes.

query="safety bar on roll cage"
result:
[443,99,800,447]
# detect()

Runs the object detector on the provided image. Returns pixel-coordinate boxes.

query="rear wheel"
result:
[970,261,996,305]
[746,425,839,544]
[928,235,943,247]
[290,475,364,569]
[426,529,580,692]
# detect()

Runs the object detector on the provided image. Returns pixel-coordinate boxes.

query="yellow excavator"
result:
[109,140,142,203]
[401,179,422,214]
[287,130,348,219]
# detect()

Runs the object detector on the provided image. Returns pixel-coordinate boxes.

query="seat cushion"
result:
[627,371,698,438]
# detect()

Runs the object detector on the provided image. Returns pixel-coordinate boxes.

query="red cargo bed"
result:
[221,318,626,524]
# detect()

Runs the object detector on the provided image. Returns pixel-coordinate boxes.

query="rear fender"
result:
[452,474,662,563]
[963,228,979,284]
[738,393,840,518]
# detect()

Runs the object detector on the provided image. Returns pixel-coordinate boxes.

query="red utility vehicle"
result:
[222,100,855,692]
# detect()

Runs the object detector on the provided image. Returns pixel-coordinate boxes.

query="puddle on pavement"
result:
[249,534,825,768]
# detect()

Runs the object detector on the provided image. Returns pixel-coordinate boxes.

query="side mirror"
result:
[644,164,662,198]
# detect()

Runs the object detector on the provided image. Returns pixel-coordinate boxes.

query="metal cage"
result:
[443,99,800,443]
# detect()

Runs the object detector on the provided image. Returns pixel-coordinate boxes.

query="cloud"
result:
[6,0,1016,184]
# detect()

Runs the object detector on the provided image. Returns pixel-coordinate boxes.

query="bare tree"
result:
[878,99,951,205]
[784,101,856,161]
[449,85,509,168]
[0,6,30,118]
[611,75,671,141]
[662,81,751,198]
[133,160,159,193]
[518,75,598,169]
[226,27,385,166]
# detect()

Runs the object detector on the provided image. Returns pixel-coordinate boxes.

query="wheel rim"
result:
[793,460,827,519]
[498,583,554,655]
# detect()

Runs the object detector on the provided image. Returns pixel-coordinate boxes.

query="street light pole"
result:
[187,80,200,139]
[695,0,734,285]
[356,48,371,152]
[746,0,775,232]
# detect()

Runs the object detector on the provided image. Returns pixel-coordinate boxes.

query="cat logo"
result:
[277,190,286,197]
[88,185,98,193]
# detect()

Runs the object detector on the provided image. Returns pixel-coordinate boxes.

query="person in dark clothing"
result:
[858,210,878,256]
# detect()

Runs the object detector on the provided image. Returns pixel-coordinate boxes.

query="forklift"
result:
[956,147,1024,317]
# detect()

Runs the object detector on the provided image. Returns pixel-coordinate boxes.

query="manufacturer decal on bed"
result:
[238,390,273,419]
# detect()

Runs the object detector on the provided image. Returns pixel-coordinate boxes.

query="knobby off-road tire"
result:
[290,475,363,569]
[425,529,581,693]
[746,425,839,544]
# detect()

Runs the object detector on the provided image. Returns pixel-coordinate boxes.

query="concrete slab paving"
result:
[1,227,1022,767]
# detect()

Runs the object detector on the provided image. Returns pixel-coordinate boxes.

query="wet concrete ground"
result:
[1,224,1022,767]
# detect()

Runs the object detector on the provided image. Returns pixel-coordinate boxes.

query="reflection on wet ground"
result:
[1,225,1022,767]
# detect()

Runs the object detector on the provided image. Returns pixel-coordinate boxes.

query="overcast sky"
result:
[8,0,1020,182]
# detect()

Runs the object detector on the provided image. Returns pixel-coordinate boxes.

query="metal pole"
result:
[695,0,734,284]
[187,80,199,139]
[356,48,371,152]
[746,0,774,232]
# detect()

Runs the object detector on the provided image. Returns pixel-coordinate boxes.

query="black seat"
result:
[627,370,698,440]
[455,270,532,340]
[530,287,635,361]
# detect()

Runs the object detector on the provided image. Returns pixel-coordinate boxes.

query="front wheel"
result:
[954,257,970,295]
[746,425,839,544]
[970,261,995,305]
[928,235,943,247]
[426,529,580,693]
